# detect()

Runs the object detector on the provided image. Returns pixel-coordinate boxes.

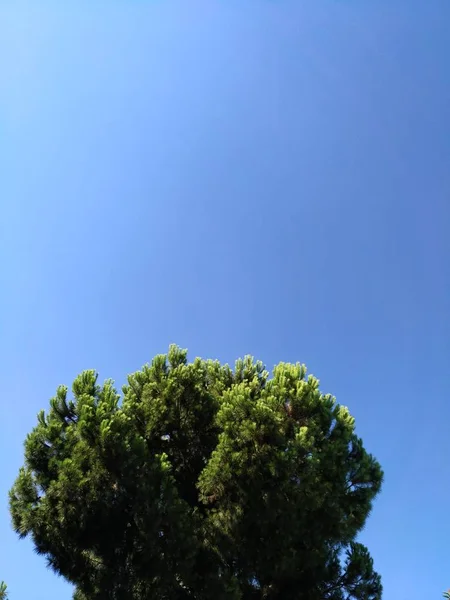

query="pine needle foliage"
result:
[10,346,383,600]
[0,582,7,600]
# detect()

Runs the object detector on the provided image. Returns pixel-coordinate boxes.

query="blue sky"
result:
[1,0,449,598]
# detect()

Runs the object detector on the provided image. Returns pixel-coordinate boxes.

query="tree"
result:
[0,581,8,600]
[10,346,383,600]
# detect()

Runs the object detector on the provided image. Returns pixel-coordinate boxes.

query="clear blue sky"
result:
[1,1,449,598]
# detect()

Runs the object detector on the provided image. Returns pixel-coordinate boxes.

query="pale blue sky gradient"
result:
[1,1,449,598]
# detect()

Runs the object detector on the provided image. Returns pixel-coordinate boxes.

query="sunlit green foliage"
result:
[10,346,383,600]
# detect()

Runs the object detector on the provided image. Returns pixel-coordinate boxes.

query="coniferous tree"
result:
[0,581,8,600]
[10,346,383,600]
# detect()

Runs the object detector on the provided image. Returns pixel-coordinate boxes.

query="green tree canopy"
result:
[0,581,8,600]
[10,346,383,600]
